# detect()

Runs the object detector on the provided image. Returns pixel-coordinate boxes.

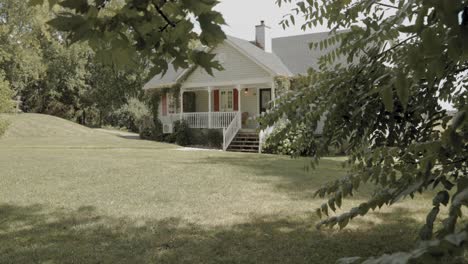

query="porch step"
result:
[230,142,259,146]
[227,131,260,153]
[227,148,258,153]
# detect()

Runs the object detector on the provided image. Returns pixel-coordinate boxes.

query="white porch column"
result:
[208,86,212,128]
[256,87,260,116]
[236,84,242,114]
[180,88,184,120]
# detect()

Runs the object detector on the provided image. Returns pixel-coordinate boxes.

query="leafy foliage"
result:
[263,122,317,156]
[0,71,12,137]
[109,97,150,133]
[265,0,468,262]
[0,0,152,129]
[0,72,13,113]
[206,129,222,148]
[29,0,226,76]
[173,120,192,147]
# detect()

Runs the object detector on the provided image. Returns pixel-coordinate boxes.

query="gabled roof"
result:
[143,35,292,90]
[226,36,292,77]
[143,65,185,90]
[272,30,348,75]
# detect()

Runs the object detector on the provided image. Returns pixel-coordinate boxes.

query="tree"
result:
[29,0,227,76]
[0,0,154,128]
[262,0,468,262]
[84,57,150,126]
[0,0,46,95]
[0,71,12,113]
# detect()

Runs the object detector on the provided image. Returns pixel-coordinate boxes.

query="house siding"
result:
[195,91,209,112]
[184,43,271,86]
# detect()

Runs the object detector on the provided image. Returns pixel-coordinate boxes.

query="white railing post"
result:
[208,87,212,129]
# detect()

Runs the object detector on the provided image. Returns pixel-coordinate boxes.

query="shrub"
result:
[173,120,192,146]
[189,129,207,146]
[110,98,150,133]
[162,131,177,143]
[207,130,223,148]
[0,72,13,114]
[138,115,155,140]
[139,115,164,141]
[263,123,317,156]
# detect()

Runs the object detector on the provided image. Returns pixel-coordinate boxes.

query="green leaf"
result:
[433,191,450,206]
[316,208,322,219]
[60,0,90,13]
[47,14,87,32]
[338,214,350,230]
[48,0,59,8]
[335,191,343,208]
[328,197,337,212]
[394,71,409,110]
[321,203,329,217]
[380,85,394,112]
[28,0,44,6]
[451,110,466,130]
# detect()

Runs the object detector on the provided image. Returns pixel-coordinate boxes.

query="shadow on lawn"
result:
[0,204,446,264]
[198,155,375,200]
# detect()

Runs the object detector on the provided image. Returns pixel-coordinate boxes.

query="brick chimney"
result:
[255,21,272,52]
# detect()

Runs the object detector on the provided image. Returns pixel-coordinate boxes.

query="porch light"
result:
[244,88,249,95]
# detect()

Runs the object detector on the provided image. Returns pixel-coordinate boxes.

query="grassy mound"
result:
[0,113,172,149]
[2,113,99,138]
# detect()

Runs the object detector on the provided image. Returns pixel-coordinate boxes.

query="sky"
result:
[215,0,329,40]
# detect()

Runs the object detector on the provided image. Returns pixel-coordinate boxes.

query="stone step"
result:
[230,141,259,145]
[227,148,258,153]
[229,144,259,149]
[226,131,259,153]
[234,136,259,140]
[237,133,258,136]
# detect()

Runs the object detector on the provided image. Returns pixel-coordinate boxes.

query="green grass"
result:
[0,116,9,137]
[0,114,440,263]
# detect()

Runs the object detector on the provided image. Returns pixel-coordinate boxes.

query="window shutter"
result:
[162,93,168,116]
[214,90,220,112]
[233,89,239,111]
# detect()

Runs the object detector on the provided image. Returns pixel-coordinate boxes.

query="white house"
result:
[143,21,339,152]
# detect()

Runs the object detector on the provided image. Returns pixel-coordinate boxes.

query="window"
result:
[227,91,233,109]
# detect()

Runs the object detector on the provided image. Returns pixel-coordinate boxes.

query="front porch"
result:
[159,81,274,151]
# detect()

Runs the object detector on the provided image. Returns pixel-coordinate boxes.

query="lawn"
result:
[0,114,438,263]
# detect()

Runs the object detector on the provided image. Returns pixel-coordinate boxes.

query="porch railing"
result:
[160,111,241,151]
[163,112,238,129]
[223,112,242,151]
[181,112,209,128]
[210,112,238,129]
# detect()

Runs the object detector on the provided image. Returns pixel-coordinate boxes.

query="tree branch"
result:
[375,2,399,9]
[154,1,176,32]
[96,0,111,10]
[377,35,418,58]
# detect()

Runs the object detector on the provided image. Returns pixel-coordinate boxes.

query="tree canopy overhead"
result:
[263,0,468,262]
[29,0,227,76]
